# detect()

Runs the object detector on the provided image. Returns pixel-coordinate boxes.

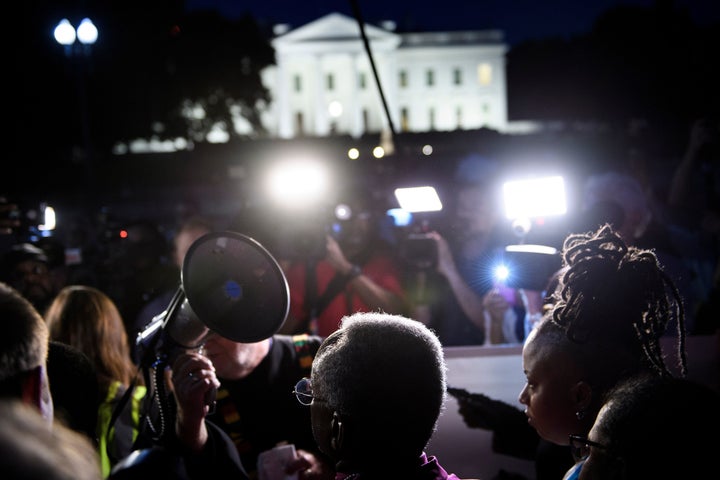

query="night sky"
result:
[185,0,720,45]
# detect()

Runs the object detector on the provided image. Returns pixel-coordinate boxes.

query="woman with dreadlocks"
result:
[518,223,688,480]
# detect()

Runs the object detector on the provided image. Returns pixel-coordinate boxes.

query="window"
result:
[362,109,369,131]
[293,74,302,92]
[477,63,492,86]
[482,103,490,113]
[359,73,366,89]
[453,68,462,85]
[399,70,408,88]
[295,112,305,136]
[455,107,463,129]
[429,107,435,130]
[426,69,434,87]
[327,73,335,91]
[400,107,409,132]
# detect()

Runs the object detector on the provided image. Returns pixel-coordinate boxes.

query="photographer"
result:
[277,188,408,337]
[408,179,525,346]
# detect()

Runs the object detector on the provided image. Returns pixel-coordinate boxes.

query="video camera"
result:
[399,234,561,290]
[494,244,562,291]
[400,232,438,270]
[272,203,356,261]
[391,186,444,270]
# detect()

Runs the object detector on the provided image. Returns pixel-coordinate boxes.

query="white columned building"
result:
[261,12,508,139]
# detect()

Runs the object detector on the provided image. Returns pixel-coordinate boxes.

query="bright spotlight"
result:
[394,186,443,213]
[334,203,352,221]
[493,264,510,283]
[53,19,77,45]
[347,148,360,160]
[38,205,56,232]
[76,18,98,45]
[505,244,558,255]
[373,146,385,158]
[265,160,329,209]
[502,176,567,220]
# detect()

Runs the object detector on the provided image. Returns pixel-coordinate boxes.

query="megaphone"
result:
[136,231,290,365]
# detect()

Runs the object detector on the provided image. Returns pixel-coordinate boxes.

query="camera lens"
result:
[401,234,437,269]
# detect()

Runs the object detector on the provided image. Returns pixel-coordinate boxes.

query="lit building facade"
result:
[260,12,508,139]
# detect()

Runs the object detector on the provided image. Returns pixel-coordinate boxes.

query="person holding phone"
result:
[409,177,525,346]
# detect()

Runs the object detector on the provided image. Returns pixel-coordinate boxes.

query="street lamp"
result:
[52,17,98,196]
[53,18,98,56]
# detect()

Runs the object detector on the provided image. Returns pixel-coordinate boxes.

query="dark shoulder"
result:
[46,341,100,440]
[271,334,323,355]
[270,334,323,377]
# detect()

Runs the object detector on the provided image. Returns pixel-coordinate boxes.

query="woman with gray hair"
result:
[293,311,462,479]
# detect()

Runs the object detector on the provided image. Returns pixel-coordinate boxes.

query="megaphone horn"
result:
[137,231,290,364]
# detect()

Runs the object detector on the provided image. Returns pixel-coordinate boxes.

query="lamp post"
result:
[53,18,98,55]
[53,18,98,195]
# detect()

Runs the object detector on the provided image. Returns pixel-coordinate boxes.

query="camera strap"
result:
[304,260,319,333]
[305,263,351,332]
[315,272,351,315]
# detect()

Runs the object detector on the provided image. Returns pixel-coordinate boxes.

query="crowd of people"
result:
[0,117,719,479]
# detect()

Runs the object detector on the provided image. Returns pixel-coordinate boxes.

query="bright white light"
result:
[38,206,56,231]
[502,176,567,220]
[266,160,329,209]
[506,244,558,255]
[54,19,76,46]
[76,18,98,45]
[328,101,343,118]
[149,137,177,152]
[334,203,352,221]
[191,106,206,119]
[206,127,229,143]
[347,148,360,160]
[494,264,509,282]
[373,146,385,158]
[387,208,413,227]
[394,186,443,213]
[422,144,433,155]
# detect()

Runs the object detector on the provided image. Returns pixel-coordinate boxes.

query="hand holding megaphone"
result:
[170,351,221,445]
[135,231,290,439]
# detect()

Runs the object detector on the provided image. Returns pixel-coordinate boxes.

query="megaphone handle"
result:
[205,386,217,415]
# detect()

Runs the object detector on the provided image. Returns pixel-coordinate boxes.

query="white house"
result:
[260,12,509,139]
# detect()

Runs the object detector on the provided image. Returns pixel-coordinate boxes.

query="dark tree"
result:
[507,0,720,146]
[98,8,275,147]
[8,2,275,201]
[506,35,599,121]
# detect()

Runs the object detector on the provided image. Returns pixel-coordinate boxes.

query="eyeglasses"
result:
[569,434,609,462]
[292,377,323,406]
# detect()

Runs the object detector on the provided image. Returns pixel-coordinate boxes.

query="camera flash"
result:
[494,264,510,282]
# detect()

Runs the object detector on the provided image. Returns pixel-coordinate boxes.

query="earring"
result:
[576,410,586,420]
[330,411,344,452]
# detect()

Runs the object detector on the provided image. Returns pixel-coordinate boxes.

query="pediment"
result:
[273,12,398,45]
